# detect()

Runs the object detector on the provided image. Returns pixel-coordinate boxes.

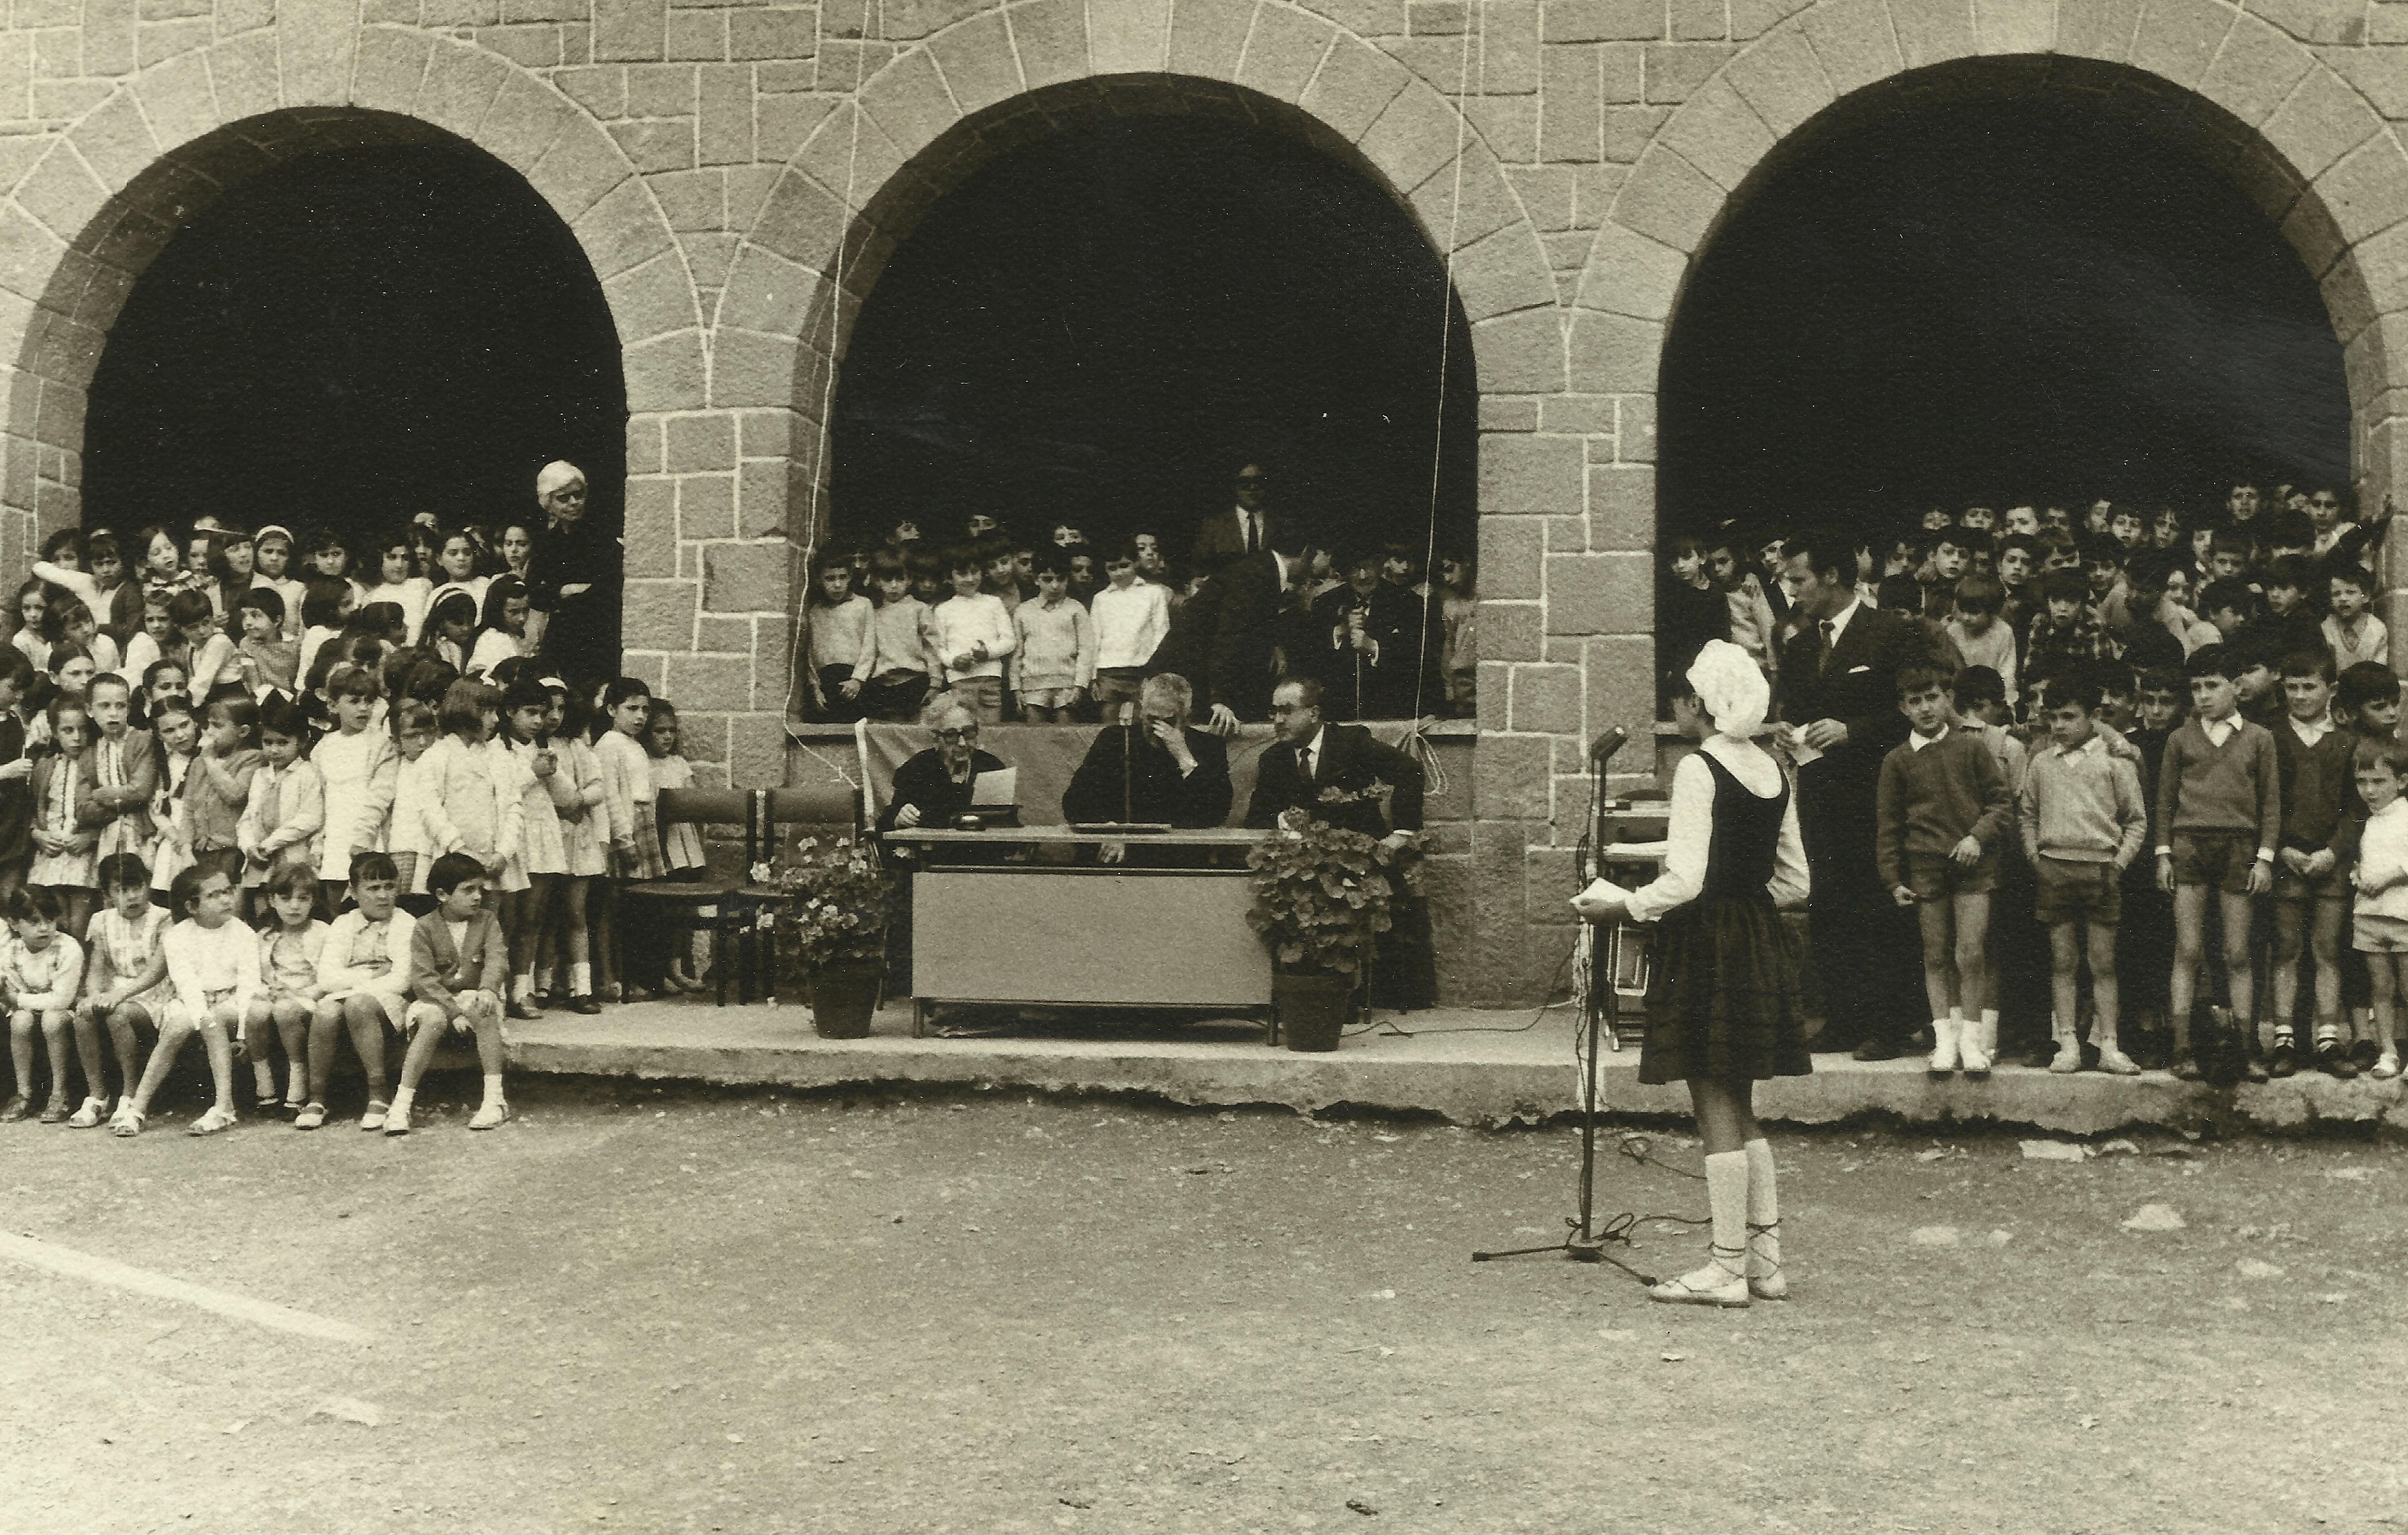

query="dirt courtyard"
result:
[2,1079,2403,1534]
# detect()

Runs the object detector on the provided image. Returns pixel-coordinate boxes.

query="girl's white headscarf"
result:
[535,460,586,500]
[1686,639,1768,739]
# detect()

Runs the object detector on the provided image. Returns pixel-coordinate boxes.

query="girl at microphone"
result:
[1574,640,1811,1308]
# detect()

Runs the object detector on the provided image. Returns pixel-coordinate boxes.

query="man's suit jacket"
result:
[1244,723,1425,839]
[1190,508,1277,573]
[1775,602,1918,787]
[1153,549,1289,721]
[1061,725,1233,827]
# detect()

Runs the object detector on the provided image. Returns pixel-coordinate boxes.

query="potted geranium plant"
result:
[1245,811,1423,1052]
[763,832,895,1037]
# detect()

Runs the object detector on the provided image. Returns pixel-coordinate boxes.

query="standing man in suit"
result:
[1191,462,1279,575]
[1152,541,1313,732]
[1776,528,1926,1059]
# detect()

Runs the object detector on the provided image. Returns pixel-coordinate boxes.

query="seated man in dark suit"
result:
[1244,676,1433,1007]
[1062,673,1233,834]
[1246,677,1425,843]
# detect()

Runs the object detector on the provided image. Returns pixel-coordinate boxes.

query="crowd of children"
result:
[1701,484,2408,1084]
[798,516,1480,725]
[0,515,719,1138]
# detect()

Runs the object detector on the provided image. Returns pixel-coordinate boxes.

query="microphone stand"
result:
[1474,725,1642,1270]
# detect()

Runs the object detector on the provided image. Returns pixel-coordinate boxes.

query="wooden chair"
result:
[626,785,864,1004]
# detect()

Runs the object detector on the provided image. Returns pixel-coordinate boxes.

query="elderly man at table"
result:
[876,704,1008,843]
[1062,674,1233,862]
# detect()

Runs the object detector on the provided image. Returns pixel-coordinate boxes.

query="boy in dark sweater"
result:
[2156,643,2282,1083]
[2269,649,2353,1077]
[1876,662,2013,1076]
[2115,665,2186,1067]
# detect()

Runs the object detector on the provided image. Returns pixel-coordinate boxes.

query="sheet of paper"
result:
[1577,876,1636,905]
[971,767,1018,807]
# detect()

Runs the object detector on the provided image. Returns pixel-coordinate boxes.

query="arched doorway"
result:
[828,110,1477,587]
[1659,74,2351,542]
[86,139,625,558]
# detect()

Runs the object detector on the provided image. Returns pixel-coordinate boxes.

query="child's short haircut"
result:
[0,647,32,694]
[88,671,129,701]
[1953,665,2005,710]
[866,548,908,587]
[1894,660,1953,699]
[350,850,399,887]
[237,587,285,626]
[2123,550,2178,595]
[2356,734,2408,779]
[2267,509,2315,549]
[2263,554,2314,593]
[1951,573,2002,616]
[438,678,497,737]
[47,694,88,732]
[1665,533,1707,561]
[943,544,982,578]
[603,676,652,713]
[263,860,319,901]
[2138,664,2185,698]
[168,864,215,919]
[6,884,64,924]
[2047,667,2105,714]
[326,664,382,702]
[2099,666,2137,700]
[86,530,118,566]
[1938,526,1991,557]
[357,600,406,637]
[2210,527,2254,557]
[2338,661,2402,714]
[2185,643,2238,682]
[426,850,485,896]
[39,526,84,563]
[1998,532,2040,564]
[2329,559,2374,594]
[2281,647,2338,683]
[96,851,149,894]
[392,698,438,737]
[303,524,344,555]
[165,589,213,630]
[299,577,349,631]
[2199,578,2256,619]
[501,673,551,719]
[1030,547,1070,581]
[2037,567,2089,605]
[257,695,308,743]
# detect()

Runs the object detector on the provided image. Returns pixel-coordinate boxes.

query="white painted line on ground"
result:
[0,1231,374,1344]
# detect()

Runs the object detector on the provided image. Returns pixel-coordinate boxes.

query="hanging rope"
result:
[1409,0,1483,728]
[784,6,876,725]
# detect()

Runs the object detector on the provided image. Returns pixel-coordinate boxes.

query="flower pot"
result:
[1275,970,1354,1053]
[808,959,882,1039]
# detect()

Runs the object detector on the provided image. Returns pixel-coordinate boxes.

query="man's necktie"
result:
[1816,619,1835,678]
[1299,745,1313,782]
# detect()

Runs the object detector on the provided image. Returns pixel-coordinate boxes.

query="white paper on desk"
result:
[970,767,1018,807]
[1577,876,1637,905]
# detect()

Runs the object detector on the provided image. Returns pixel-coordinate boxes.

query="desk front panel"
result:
[912,869,1271,1007]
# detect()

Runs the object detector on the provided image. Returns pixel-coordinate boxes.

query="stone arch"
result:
[1571,1,2408,549]
[0,27,702,575]
[701,1,1563,554]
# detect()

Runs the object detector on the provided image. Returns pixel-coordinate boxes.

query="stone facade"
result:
[2,0,2404,1000]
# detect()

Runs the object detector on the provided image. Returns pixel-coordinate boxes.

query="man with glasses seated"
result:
[877,703,1008,844]
[1062,673,1233,865]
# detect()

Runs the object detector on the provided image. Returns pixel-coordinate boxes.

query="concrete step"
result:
[500,997,2407,1137]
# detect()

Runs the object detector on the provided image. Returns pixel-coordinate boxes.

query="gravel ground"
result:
[2,1077,2404,1535]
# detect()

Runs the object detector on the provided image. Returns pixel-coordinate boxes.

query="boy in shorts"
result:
[2352,737,2408,1081]
[387,852,510,1136]
[1876,662,2013,1076]
[2020,669,2149,1074]
[2156,644,2282,1083]
[301,850,415,1131]
[2268,649,2354,1077]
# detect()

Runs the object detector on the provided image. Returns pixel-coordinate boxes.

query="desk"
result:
[882,826,1274,1035]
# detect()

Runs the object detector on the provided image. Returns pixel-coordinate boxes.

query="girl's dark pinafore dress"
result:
[1638,751,1813,1087]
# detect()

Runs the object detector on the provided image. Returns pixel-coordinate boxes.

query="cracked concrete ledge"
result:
[500,1002,2408,1136]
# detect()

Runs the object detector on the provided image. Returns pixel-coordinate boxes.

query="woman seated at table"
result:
[876,702,1008,844]
[1061,673,1233,829]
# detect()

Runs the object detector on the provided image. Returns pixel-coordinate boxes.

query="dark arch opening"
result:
[84,141,626,564]
[1659,89,2350,540]
[829,111,1477,589]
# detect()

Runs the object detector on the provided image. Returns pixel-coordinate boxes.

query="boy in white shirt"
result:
[928,546,1015,725]
[1089,542,1169,717]
[301,850,415,1130]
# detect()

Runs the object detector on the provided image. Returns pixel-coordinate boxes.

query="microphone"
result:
[1588,725,1629,766]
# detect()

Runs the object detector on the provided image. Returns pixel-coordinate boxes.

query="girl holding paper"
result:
[1573,639,1812,1308]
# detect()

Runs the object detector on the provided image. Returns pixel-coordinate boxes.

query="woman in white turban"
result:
[524,459,620,667]
[1572,639,1810,1308]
